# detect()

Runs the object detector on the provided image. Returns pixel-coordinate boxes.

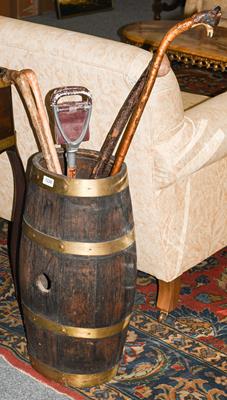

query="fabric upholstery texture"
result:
[0,16,226,283]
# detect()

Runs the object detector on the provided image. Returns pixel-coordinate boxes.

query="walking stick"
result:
[0,68,62,174]
[23,69,62,174]
[110,6,221,176]
[90,65,149,178]
[91,55,170,178]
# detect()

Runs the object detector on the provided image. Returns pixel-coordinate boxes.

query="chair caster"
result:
[158,311,168,322]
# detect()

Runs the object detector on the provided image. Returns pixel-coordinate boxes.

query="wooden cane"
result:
[22,69,62,174]
[91,54,170,178]
[0,68,62,174]
[90,65,149,178]
[109,6,221,176]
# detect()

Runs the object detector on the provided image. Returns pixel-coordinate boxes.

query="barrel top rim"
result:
[32,149,127,182]
[30,149,129,197]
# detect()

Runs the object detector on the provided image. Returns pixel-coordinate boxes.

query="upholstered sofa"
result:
[0,16,226,317]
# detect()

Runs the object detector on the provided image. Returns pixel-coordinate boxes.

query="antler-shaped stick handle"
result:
[108,6,221,176]
[0,68,62,174]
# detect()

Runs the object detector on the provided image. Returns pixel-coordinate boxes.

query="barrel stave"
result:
[25,318,128,374]
[24,184,134,242]
[20,237,136,327]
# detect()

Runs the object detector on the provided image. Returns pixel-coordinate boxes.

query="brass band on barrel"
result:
[31,163,128,197]
[23,304,132,339]
[23,219,135,256]
[30,355,118,388]
[0,135,15,151]
[0,80,10,88]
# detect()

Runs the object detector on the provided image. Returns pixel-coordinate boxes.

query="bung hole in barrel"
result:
[36,273,51,293]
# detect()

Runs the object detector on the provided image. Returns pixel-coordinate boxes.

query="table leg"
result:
[152,0,185,20]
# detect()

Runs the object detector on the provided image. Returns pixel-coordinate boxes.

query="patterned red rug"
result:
[0,218,226,399]
[172,61,227,97]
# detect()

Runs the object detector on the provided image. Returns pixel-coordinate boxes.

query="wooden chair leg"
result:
[7,147,26,297]
[0,83,26,299]
[152,0,162,20]
[152,0,184,20]
[157,277,181,321]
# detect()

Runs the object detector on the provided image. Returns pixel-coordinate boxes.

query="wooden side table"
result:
[118,20,227,72]
[0,78,26,295]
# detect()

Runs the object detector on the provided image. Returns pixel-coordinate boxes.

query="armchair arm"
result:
[185,91,227,167]
[151,91,227,189]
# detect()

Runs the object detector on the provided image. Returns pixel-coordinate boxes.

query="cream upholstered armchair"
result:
[185,0,227,27]
[0,16,226,318]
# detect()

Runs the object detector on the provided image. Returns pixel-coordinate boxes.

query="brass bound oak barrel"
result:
[19,149,137,388]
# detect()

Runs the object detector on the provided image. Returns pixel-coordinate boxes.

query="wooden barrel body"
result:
[19,149,137,388]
